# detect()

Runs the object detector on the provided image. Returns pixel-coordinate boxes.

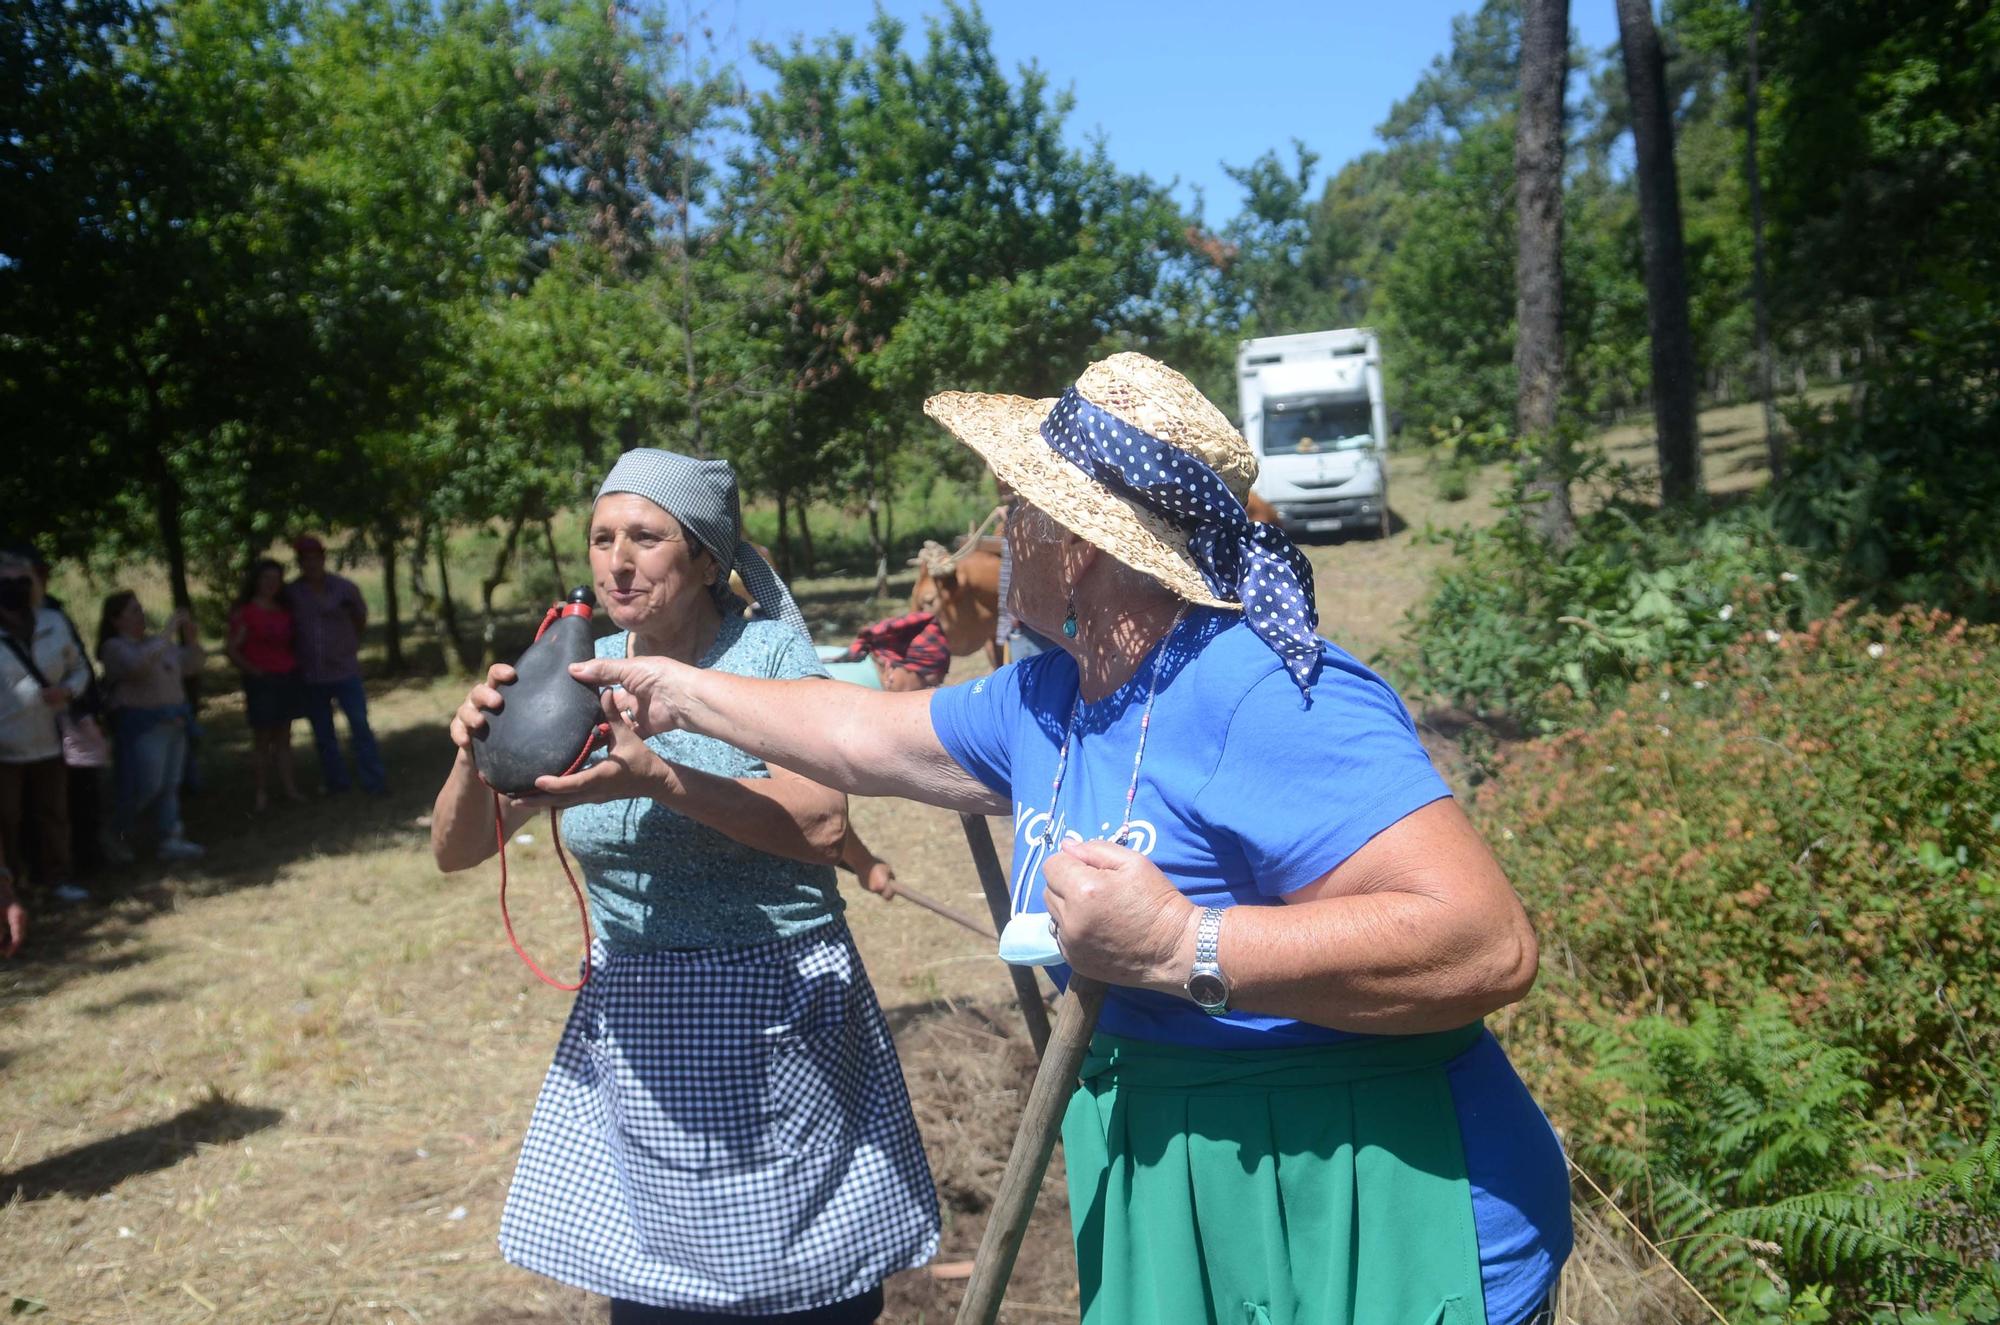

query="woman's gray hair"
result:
[594,449,811,641]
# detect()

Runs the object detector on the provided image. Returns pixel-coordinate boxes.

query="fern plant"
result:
[1575,1002,2000,1323]
[1721,1133,2000,1322]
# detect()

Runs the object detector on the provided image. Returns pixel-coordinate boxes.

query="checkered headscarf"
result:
[596,450,810,641]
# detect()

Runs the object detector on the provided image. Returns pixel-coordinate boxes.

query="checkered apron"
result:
[498,920,941,1312]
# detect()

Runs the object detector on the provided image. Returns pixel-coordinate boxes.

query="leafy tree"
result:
[719,4,1187,578]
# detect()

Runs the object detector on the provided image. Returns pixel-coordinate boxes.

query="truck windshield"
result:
[1262,396,1373,456]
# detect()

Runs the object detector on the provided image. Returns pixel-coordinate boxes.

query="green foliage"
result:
[709,4,1191,575]
[1377,117,1520,438]
[1774,336,2000,623]
[1574,1003,1999,1322]
[1721,1133,2000,1322]
[1479,608,2000,1319]
[1482,605,2000,1117]
[1400,471,1827,729]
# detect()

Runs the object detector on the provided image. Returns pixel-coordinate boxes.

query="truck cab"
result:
[1237,328,1390,538]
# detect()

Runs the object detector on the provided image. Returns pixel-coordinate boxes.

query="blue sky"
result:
[712,1,1623,221]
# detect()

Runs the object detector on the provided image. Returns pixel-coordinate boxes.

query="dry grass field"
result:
[2,404,1778,1323]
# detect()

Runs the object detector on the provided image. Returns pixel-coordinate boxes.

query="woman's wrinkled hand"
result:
[449,662,516,753]
[1042,839,1198,989]
[511,716,670,812]
[569,656,696,738]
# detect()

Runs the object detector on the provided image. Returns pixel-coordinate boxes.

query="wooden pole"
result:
[954,976,1106,1325]
[883,880,995,941]
[959,813,1052,1058]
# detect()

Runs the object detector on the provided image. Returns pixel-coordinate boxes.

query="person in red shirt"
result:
[225,558,303,812]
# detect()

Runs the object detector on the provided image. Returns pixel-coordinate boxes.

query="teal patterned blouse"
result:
[558,616,843,952]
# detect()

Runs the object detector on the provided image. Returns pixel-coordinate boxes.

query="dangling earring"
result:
[1061,591,1079,639]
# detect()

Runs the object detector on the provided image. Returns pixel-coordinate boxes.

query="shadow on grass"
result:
[3,683,455,1000]
[1291,505,1406,544]
[881,994,1047,1046]
[0,1090,283,1203]
[78,983,185,1019]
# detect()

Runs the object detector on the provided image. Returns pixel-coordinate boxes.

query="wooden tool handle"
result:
[953,975,1106,1325]
[960,813,1054,1058]
[887,880,996,941]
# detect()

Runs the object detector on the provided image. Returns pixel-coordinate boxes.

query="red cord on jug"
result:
[493,718,609,992]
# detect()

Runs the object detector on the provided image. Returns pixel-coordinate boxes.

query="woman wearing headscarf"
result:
[562,357,1573,1325]
[429,451,938,1325]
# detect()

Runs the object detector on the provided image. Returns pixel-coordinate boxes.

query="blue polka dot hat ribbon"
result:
[1040,387,1323,696]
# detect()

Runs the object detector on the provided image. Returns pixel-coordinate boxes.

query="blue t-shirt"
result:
[560,616,843,952]
[929,608,1571,1324]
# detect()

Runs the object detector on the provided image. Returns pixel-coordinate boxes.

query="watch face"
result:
[1187,971,1228,1009]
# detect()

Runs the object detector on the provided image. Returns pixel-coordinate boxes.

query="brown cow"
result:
[910,537,1004,667]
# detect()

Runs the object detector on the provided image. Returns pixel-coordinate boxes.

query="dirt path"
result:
[1,404,1771,1323]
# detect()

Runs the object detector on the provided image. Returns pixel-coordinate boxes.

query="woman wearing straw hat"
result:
[430,450,938,1324]
[561,360,1572,1324]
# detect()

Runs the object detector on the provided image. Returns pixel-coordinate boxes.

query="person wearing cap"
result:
[570,356,1572,1325]
[428,450,938,1325]
[284,534,385,796]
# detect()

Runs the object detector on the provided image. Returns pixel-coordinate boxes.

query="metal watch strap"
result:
[1196,906,1223,966]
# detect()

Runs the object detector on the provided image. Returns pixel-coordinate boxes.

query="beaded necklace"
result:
[1028,604,1187,857]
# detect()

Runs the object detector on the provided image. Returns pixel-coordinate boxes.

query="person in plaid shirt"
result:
[832,611,951,895]
[842,611,951,691]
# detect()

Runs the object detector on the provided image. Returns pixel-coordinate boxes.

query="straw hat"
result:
[923,353,1255,610]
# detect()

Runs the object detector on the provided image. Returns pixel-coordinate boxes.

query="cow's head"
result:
[909,541,958,616]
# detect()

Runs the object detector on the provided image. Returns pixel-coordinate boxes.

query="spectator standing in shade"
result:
[226,558,304,813]
[0,551,92,903]
[7,544,112,871]
[98,592,206,862]
[284,535,384,796]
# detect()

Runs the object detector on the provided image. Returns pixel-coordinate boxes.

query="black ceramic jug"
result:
[474,587,603,794]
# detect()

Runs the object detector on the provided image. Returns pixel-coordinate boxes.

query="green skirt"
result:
[1061,1023,1490,1325]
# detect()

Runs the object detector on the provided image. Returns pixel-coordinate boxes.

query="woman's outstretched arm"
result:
[568,657,1006,816]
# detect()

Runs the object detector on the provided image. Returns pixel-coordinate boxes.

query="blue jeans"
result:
[112,706,189,841]
[301,677,384,794]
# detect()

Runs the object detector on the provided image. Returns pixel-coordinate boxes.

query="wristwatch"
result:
[1184,906,1231,1016]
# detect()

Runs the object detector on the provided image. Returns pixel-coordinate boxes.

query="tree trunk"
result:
[379,520,404,674]
[679,150,706,459]
[1616,0,1703,506]
[409,519,436,619]
[434,525,477,673]
[866,496,889,601]
[775,488,793,580]
[542,517,565,593]
[795,500,816,579]
[1514,0,1575,547]
[1747,0,1780,478]
[479,508,527,665]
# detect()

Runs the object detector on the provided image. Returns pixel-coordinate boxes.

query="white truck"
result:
[1236,328,1391,538]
